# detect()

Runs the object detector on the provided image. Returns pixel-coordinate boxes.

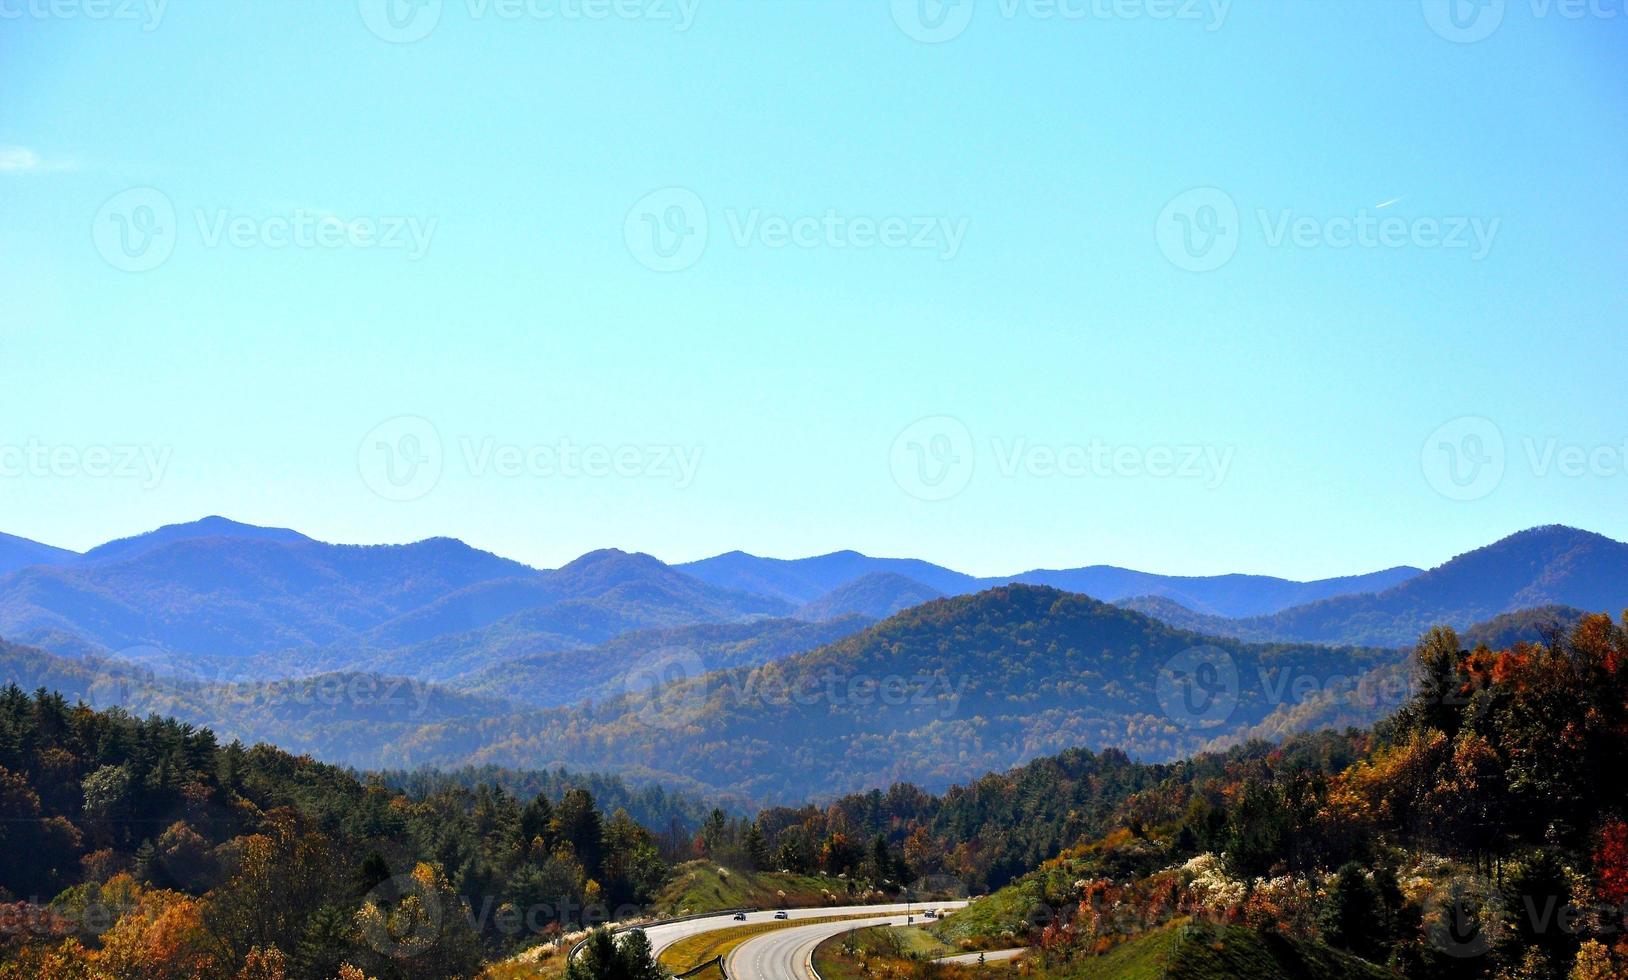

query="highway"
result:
[642,902,955,960]
[934,947,1030,966]
[722,902,970,980]
[726,912,909,980]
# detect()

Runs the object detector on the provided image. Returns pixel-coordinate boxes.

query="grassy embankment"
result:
[654,861,881,916]
[812,924,1015,980]
[1054,919,1395,980]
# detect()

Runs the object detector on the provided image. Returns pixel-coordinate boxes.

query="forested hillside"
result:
[476,585,1394,799]
[0,687,678,979]
[901,613,1628,980]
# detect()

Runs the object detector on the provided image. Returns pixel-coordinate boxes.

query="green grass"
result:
[812,926,906,980]
[653,861,867,916]
[890,924,958,959]
[929,877,1051,950]
[1055,920,1395,980]
[814,926,1017,980]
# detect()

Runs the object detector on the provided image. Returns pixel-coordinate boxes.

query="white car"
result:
[773,911,789,920]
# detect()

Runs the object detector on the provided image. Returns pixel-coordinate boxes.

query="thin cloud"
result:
[0,146,76,175]
[1374,196,1403,209]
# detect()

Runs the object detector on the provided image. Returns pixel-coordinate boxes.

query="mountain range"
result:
[0,586,1396,800]
[2,517,1628,800]
[1,518,1624,681]
[680,549,1421,618]
[1117,525,1628,647]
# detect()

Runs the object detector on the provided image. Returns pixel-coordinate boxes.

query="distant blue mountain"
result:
[795,572,945,621]
[1119,526,1628,647]
[0,523,789,669]
[1010,565,1423,618]
[678,550,981,604]
[78,515,312,564]
[0,532,77,577]
[681,549,1421,618]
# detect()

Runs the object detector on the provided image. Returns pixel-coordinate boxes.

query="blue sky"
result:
[1,0,1625,578]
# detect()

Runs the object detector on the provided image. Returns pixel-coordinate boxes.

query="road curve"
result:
[643,902,954,960]
[934,947,1030,965]
[727,913,909,980]
[725,902,969,980]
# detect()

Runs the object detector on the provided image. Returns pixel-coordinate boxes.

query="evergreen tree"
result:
[1320,862,1386,960]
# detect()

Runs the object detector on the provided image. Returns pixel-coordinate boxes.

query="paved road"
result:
[934,947,1030,966]
[724,903,970,980]
[642,903,957,960]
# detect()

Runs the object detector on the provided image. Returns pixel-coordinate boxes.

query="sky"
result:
[1,0,1625,579]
